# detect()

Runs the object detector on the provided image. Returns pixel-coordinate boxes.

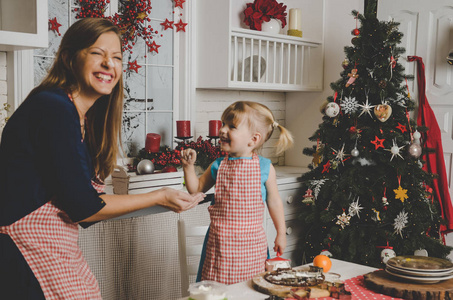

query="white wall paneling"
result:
[285,0,363,167]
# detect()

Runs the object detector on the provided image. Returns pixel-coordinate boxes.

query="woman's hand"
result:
[159,187,205,213]
[180,148,197,167]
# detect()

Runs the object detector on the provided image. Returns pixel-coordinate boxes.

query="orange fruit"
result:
[313,254,332,272]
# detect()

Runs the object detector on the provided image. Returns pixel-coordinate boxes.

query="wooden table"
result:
[178,258,378,300]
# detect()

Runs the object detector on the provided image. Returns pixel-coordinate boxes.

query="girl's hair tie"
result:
[272,121,279,128]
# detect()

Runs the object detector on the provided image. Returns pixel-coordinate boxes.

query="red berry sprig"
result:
[75,0,158,53]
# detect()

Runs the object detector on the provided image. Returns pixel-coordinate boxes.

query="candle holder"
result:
[207,136,220,146]
[175,136,193,144]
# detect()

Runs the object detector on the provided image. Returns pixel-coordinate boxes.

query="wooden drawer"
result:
[111,167,184,195]
[266,213,303,254]
[278,184,305,215]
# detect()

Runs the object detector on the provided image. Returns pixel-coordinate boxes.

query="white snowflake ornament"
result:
[393,210,409,237]
[384,139,405,161]
[358,98,376,118]
[349,197,364,218]
[341,97,359,114]
[332,143,349,166]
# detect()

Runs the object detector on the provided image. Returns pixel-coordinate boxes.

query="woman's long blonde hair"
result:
[221,101,293,155]
[27,18,124,180]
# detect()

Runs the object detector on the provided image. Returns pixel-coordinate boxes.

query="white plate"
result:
[386,264,453,277]
[235,55,266,82]
[385,268,453,284]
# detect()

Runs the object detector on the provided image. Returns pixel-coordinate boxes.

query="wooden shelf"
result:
[195,0,324,92]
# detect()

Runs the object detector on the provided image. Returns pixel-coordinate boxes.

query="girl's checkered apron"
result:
[0,181,105,299]
[202,154,268,284]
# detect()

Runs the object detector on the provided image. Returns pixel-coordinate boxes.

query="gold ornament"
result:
[394,185,408,202]
[372,208,381,221]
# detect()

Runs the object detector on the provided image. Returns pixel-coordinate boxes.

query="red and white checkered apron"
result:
[0,180,105,299]
[202,154,267,284]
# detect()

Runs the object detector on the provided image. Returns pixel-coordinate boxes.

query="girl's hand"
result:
[159,187,205,213]
[273,233,287,255]
[180,148,197,167]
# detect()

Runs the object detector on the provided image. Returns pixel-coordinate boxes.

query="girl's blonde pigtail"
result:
[274,123,294,156]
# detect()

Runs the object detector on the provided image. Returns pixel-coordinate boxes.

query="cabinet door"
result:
[266,183,304,261]
[0,0,48,51]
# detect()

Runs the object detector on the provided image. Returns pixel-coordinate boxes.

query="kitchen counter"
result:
[107,165,308,220]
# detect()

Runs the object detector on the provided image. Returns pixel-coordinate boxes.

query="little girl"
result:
[181,101,294,285]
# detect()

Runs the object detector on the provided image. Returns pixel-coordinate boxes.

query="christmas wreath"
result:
[74,0,156,53]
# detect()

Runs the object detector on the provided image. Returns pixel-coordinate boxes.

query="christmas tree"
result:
[299,4,452,268]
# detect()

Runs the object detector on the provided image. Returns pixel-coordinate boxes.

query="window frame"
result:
[6,0,195,150]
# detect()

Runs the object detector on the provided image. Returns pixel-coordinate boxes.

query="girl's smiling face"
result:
[73,31,123,101]
[219,118,258,157]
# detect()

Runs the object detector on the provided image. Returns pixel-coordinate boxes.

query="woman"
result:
[0,18,204,299]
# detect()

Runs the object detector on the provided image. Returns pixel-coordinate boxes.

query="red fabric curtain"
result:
[407,55,453,237]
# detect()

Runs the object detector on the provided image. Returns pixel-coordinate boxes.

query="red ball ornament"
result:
[352,28,360,36]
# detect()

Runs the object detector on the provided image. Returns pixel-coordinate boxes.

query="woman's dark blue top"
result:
[0,88,106,298]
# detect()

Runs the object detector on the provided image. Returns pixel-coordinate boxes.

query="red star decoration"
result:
[174,0,186,9]
[322,161,331,173]
[49,17,62,36]
[149,41,161,53]
[396,123,407,133]
[128,60,142,73]
[161,18,174,30]
[174,19,188,32]
[371,136,385,150]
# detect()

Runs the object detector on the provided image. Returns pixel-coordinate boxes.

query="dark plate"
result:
[386,256,453,272]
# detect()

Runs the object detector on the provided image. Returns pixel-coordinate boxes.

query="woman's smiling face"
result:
[74,31,123,101]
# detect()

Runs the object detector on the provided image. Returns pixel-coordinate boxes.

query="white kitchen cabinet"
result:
[0,0,48,51]
[265,166,307,266]
[195,0,324,92]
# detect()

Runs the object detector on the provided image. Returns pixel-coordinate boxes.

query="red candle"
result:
[209,120,222,137]
[176,120,191,137]
[145,133,161,153]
